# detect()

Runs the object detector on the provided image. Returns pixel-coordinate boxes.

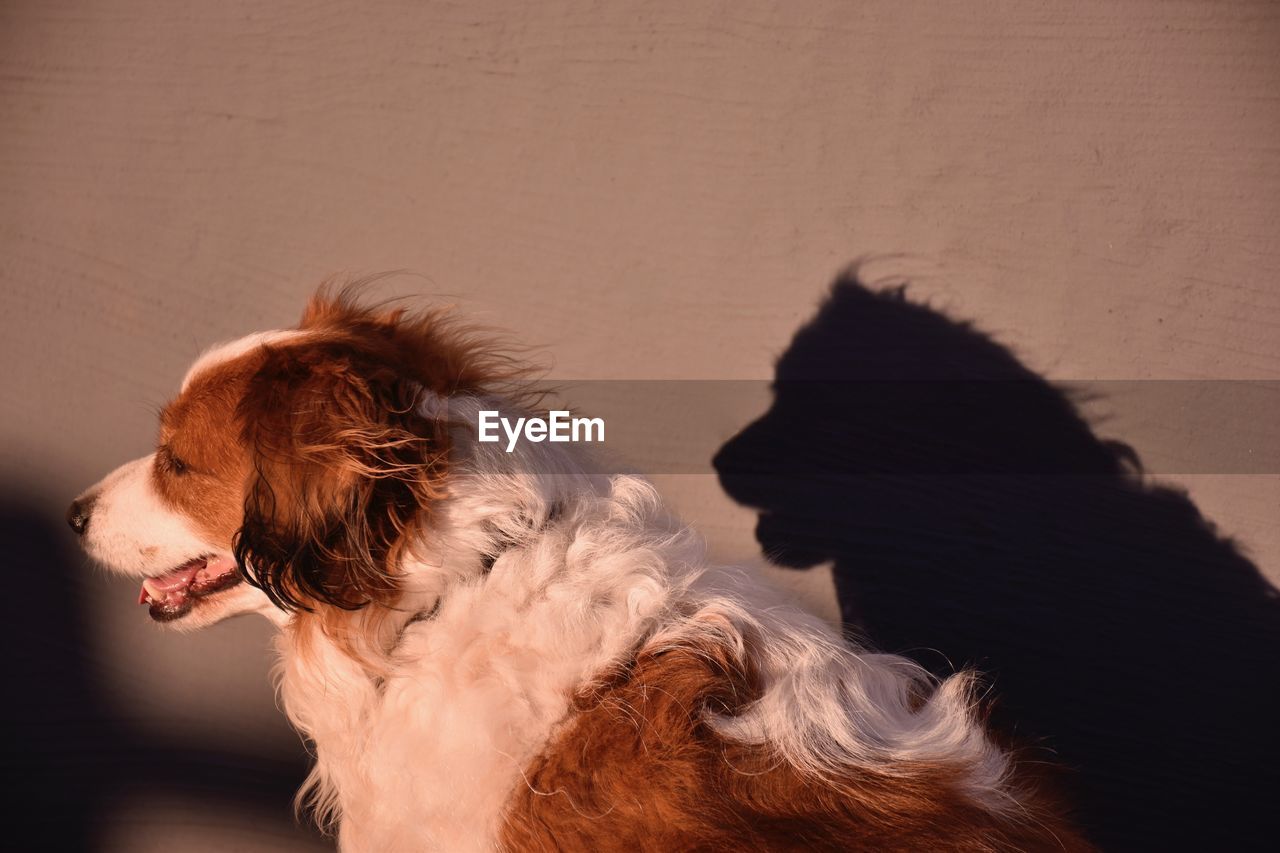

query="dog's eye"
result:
[159,448,189,475]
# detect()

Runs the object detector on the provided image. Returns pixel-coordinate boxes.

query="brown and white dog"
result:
[68,290,1090,851]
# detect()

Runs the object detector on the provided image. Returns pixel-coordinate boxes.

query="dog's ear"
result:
[233,341,448,612]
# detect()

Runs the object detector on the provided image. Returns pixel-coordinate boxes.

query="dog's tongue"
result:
[137,556,241,612]
[139,564,202,605]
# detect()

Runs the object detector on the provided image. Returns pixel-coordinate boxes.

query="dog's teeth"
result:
[142,578,163,602]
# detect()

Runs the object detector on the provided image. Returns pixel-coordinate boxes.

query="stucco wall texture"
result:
[3,2,1277,849]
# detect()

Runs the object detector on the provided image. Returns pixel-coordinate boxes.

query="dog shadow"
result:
[0,499,326,851]
[714,273,1280,851]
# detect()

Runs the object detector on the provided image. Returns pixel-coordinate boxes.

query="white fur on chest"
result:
[277,475,694,852]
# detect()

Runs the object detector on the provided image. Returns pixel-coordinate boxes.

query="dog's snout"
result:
[66,496,96,536]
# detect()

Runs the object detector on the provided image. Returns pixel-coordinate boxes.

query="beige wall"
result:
[3,2,1278,849]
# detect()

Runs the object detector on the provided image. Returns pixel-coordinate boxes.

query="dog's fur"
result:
[70,290,1091,851]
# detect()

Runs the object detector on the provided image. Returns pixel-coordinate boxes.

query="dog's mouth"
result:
[138,554,242,622]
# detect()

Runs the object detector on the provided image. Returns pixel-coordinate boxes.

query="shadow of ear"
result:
[714,272,1280,851]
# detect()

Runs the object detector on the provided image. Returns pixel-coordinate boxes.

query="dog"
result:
[68,289,1090,851]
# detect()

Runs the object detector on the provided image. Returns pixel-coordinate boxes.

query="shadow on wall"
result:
[714,273,1280,851]
[0,500,327,851]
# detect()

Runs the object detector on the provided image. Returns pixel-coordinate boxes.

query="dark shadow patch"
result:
[714,272,1280,851]
[0,499,328,850]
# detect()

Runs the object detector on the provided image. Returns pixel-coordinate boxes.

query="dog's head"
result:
[69,290,508,630]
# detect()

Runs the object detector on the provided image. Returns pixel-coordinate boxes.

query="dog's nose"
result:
[66,497,95,536]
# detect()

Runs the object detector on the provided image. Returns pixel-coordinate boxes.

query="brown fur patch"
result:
[154,352,266,546]
[297,282,543,406]
[501,631,1094,852]
[153,284,535,634]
